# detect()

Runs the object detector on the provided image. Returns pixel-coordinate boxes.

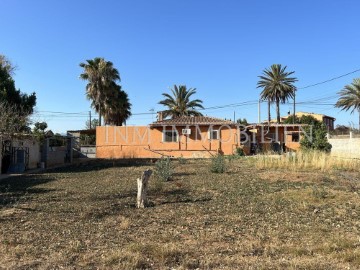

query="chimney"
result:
[157,111,163,121]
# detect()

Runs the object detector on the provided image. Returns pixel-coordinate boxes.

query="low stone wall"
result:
[80,146,96,158]
[329,136,360,158]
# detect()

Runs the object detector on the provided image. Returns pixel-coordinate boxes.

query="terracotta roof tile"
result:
[150,116,236,126]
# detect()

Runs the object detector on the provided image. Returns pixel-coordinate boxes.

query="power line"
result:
[36,110,89,115]
[200,100,259,111]
[33,68,360,120]
[298,68,360,89]
[34,110,154,116]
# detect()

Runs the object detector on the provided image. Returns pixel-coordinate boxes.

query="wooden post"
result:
[137,169,153,208]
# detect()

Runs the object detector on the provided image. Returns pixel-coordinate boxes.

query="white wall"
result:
[12,138,41,169]
[329,137,360,158]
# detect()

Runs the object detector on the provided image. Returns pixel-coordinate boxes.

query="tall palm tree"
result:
[335,78,360,129]
[79,57,120,126]
[257,64,297,124]
[103,83,132,126]
[159,85,204,119]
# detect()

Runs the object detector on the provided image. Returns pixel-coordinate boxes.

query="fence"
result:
[328,132,360,158]
[42,137,74,167]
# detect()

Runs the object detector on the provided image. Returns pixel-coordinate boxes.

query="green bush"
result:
[285,115,332,152]
[235,147,245,156]
[155,157,173,181]
[227,154,237,163]
[210,154,226,173]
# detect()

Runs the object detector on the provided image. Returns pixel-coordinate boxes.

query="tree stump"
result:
[137,169,153,208]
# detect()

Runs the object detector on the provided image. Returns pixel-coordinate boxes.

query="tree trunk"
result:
[137,169,153,208]
[358,108,360,130]
[267,99,271,125]
[276,98,280,124]
[99,106,102,126]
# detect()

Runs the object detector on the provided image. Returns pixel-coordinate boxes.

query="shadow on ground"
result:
[46,158,156,174]
[0,174,56,206]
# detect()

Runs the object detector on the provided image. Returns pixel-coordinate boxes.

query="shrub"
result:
[155,157,173,181]
[178,155,187,164]
[285,115,332,152]
[227,154,237,163]
[312,186,328,199]
[210,154,226,173]
[235,147,245,156]
[153,177,164,192]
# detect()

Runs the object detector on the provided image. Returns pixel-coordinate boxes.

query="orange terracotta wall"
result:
[96,125,239,159]
[253,126,303,152]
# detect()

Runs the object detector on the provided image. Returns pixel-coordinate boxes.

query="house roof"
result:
[248,124,308,128]
[150,116,236,127]
[67,129,96,136]
[296,111,336,120]
[264,111,336,123]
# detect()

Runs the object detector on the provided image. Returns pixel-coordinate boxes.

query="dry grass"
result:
[0,158,359,269]
[255,150,360,172]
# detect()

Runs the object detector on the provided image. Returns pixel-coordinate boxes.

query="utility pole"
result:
[89,111,92,129]
[150,108,155,122]
[258,99,261,124]
[234,111,236,122]
[293,88,296,124]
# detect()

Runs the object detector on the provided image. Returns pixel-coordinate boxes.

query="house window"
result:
[208,130,219,140]
[265,133,277,142]
[163,130,178,142]
[292,133,300,142]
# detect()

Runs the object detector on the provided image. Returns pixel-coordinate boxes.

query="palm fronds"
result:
[159,85,204,119]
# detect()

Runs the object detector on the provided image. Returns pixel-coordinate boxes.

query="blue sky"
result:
[2,0,360,133]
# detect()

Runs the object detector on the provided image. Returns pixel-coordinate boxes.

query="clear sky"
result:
[2,0,360,133]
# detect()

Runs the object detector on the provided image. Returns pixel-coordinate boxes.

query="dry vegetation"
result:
[255,150,360,172]
[0,157,359,269]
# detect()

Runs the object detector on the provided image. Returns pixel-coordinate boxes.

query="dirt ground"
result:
[0,159,359,269]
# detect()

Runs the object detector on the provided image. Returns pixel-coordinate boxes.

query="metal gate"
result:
[11,146,30,170]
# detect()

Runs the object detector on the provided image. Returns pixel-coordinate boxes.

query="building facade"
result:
[96,116,240,158]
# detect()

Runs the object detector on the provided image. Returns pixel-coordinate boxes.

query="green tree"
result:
[0,56,36,115]
[0,55,17,75]
[285,115,331,152]
[0,55,36,135]
[33,121,48,141]
[335,78,360,129]
[257,64,297,124]
[50,133,65,147]
[33,122,48,133]
[79,57,120,126]
[236,118,249,126]
[159,85,204,119]
[85,118,99,129]
[103,84,132,126]
[0,102,30,136]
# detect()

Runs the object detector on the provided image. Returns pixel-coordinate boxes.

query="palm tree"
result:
[79,57,120,126]
[159,85,204,119]
[257,64,297,124]
[103,83,132,126]
[335,78,360,129]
